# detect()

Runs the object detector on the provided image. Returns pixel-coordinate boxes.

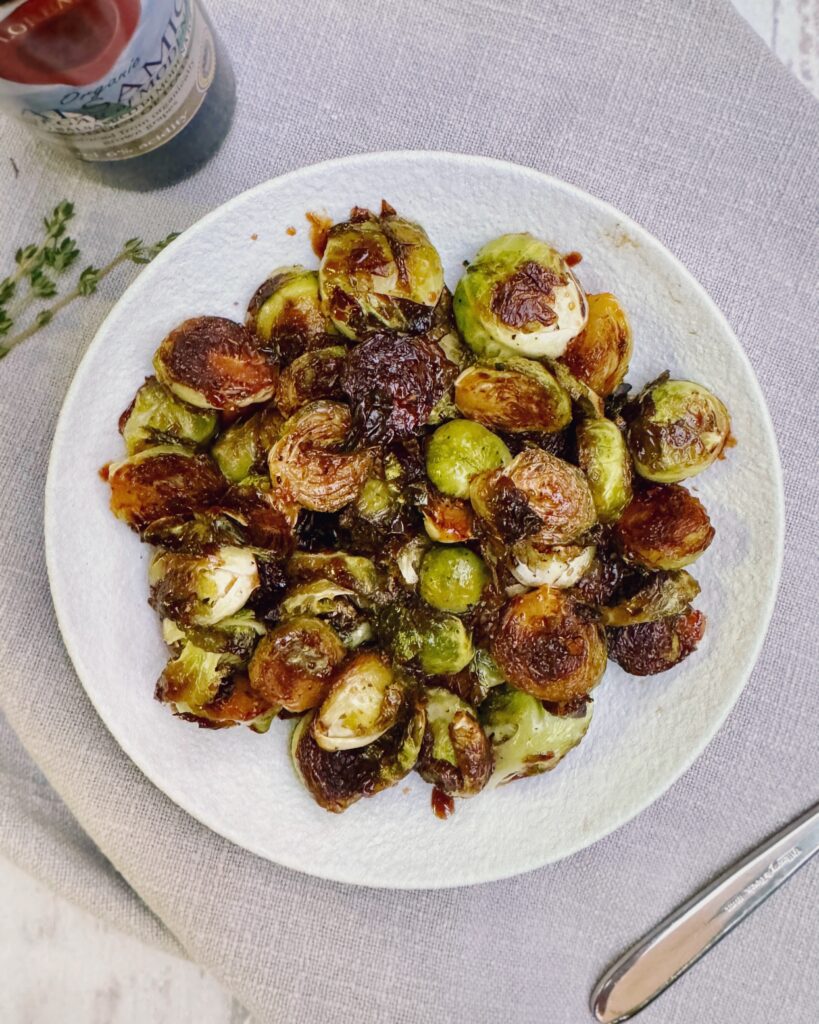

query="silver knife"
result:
[591,800,819,1022]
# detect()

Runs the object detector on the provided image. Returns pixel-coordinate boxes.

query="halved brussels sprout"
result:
[107,444,226,531]
[248,615,345,711]
[287,551,380,598]
[550,360,605,418]
[624,376,731,483]
[608,608,706,675]
[510,538,596,587]
[614,483,714,570]
[188,672,279,731]
[469,448,596,545]
[246,266,335,364]
[480,686,593,786]
[419,545,489,613]
[576,417,633,523]
[416,687,493,797]
[573,547,631,607]
[559,293,632,397]
[154,316,279,411]
[268,401,375,512]
[162,608,266,666]
[155,641,227,714]
[291,690,426,812]
[453,233,588,360]
[422,488,475,544]
[491,586,607,702]
[418,614,474,675]
[274,345,347,417]
[426,419,511,499]
[319,203,444,339]
[211,405,284,483]
[601,570,700,627]
[224,477,299,553]
[454,358,572,434]
[119,377,218,455]
[279,580,360,618]
[143,510,247,553]
[313,651,404,751]
[149,546,259,628]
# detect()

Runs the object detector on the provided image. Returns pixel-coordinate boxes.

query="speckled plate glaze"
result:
[45,152,783,889]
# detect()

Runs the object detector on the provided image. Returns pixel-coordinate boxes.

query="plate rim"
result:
[44,149,785,888]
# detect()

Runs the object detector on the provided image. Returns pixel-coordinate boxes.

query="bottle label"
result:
[0,0,216,161]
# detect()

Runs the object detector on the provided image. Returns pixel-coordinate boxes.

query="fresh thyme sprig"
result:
[0,200,178,359]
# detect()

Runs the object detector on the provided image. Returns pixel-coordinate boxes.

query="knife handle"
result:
[591,800,819,1023]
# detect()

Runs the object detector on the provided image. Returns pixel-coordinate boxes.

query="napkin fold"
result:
[2,1,819,1021]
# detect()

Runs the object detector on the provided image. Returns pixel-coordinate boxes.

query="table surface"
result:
[1,1,816,1021]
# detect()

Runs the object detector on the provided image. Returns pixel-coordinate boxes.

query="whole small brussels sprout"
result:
[419,545,489,613]
[624,376,731,483]
[600,570,700,627]
[418,614,474,675]
[248,615,345,712]
[614,483,714,570]
[491,586,607,702]
[291,690,426,812]
[426,419,511,499]
[416,687,493,797]
[211,405,284,483]
[107,444,226,532]
[154,316,279,411]
[120,377,218,455]
[454,358,572,434]
[313,651,404,751]
[246,266,335,364]
[453,233,588,361]
[149,546,260,628]
[559,292,632,397]
[576,417,633,523]
[274,345,347,417]
[319,203,444,340]
[510,538,596,588]
[422,488,475,544]
[480,686,593,786]
[608,608,706,675]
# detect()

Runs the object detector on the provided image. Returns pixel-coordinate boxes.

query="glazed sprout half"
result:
[120,377,218,455]
[559,292,632,397]
[313,651,404,751]
[211,405,284,483]
[416,687,493,798]
[608,608,706,675]
[275,345,347,417]
[248,615,345,711]
[576,417,633,523]
[319,203,444,339]
[454,358,572,434]
[426,419,511,499]
[453,233,588,360]
[246,266,334,364]
[149,546,259,628]
[614,483,714,570]
[600,570,700,627]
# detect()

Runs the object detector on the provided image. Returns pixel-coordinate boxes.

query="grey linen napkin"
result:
[2,0,819,1021]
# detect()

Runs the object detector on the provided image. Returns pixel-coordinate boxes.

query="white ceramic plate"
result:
[45,152,783,889]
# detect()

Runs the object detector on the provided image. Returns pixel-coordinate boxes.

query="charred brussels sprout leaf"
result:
[319,205,444,339]
[154,316,279,411]
[314,652,404,751]
[422,488,475,544]
[275,345,347,417]
[419,545,489,613]
[510,538,596,588]
[550,359,605,418]
[576,417,633,523]
[246,266,336,364]
[417,687,493,797]
[624,376,731,483]
[608,608,706,675]
[142,510,247,552]
[453,234,588,361]
[559,293,632,397]
[600,570,700,627]
[481,686,593,786]
[288,550,379,597]
[155,641,228,714]
[149,546,259,628]
[120,377,218,454]
[454,358,571,434]
[248,615,345,711]
[185,672,279,730]
[426,419,511,499]
[211,406,284,483]
[491,586,607,702]
[614,483,714,570]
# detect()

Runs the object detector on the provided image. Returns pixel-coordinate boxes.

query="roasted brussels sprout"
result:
[419,545,489,613]
[162,608,266,666]
[119,377,218,455]
[573,547,631,606]
[246,266,335,364]
[510,538,596,588]
[340,331,456,443]
[149,546,259,628]
[417,687,493,797]
[248,615,345,711]
[210,405,283,483]
[394,535,432,587]
[614,484,714,570]
[422,488,475,544]
[107,445,226,531]
[268,401,376,512]
[576,417,633,523]
[559,293,632,397]
[287,551,379,598]
[469,448,596,545]
[155,641,227,714]
[426,419,511,499]
[600,570,700,627]
[480,686,593,785]
[491,586,607,702]
[274,345,347,417]
[143,510,247,553]
[313,651,404,751]
[188,672,278,731]
[418,614,474,675]
[624,376,731,483]
[319,203,444,339]
[608,608,706,675]
[291,689,426,812]
[551,360,605,418]
[154,316,279,411]
[470,648,507,695]
[454,359,572,434]
[453,234,587,360]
